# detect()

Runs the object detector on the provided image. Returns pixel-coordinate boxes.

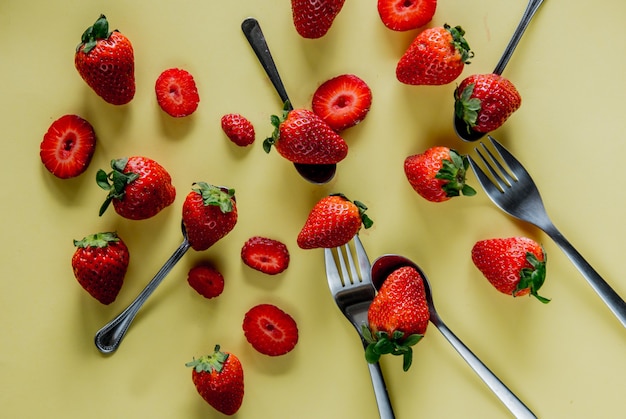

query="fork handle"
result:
[543,225,626,328]
[364,359,395,419]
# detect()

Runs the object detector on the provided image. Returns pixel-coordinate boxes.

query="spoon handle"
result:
[431,314,537,418]
[94,239,191,354]
[493,0,545,75]
[241,17,293,109]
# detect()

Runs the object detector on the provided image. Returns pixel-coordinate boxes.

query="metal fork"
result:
[468,135,626,328]
[325,236,395,419]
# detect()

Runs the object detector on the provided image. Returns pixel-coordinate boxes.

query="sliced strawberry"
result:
[241,236,290,275]
[221,113,255,146]
[187,263,225,299]
[155,68,200,117]
[377,0,437,31]
[40,114,96,179]
[242,304,298,356]
[311,74,372,131]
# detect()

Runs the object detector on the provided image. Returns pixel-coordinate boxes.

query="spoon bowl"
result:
[371,254,537,419]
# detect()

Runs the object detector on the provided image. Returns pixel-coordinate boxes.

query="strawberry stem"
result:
[185,344,229,373]
[191,182,236,213]
[96,158,139,216]
[73,231,120,248]
[78,14,113,54]
[362,326,423,372]
[516,250,550,303]
[435,150,476,198]
[444,24,474,64]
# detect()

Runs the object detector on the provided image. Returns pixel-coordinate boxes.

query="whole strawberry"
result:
[221,113,255,146]
[75,15,135,105]
[71,232,129,305]
[363,266,429,371]
[291,0,345,39]
[97,157,176,220]
[454,73,521,133]
[396,24,473,86]
[182,182,238,251]
[264,102,348,165]
[404,146,475,202]
[471,237,550,303]
[186,345,244,415]
[297,193,373,249]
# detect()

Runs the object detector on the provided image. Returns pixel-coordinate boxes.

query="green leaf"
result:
[402,349,413,372]
[365,344,381,364]
[402,333,424,347]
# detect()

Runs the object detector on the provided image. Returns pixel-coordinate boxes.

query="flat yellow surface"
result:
[2,1,625,418]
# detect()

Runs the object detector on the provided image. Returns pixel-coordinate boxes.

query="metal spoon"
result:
[94,221,191,354]
[371,254,537,419]
[455,0,545,142]
[241,17,336,184]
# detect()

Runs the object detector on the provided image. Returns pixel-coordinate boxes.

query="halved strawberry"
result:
[155,68,200,117]
[187,263,225,299]
[377,0,437,31]
[40,114,96,179]
[242,304,299,356]
[241,236,290,275]
[311,74,372,131]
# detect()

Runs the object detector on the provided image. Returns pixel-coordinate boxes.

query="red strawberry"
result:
[404,146,476,202]
[241,236,290,275]
[471,237,549,303]
[363,266,429,371]
[454,73,521,133]
[186,345,244,415]
[182,182,238,251]
[187,263,224,299]
[396,24,473,86]
[297,193,373,249]
[74,15,135,105]
[311,74,373,131]
[377,0,437,31]
[40,114,96,179]
[264,104,348,165]
[242,304,299,356]
[221,113,255,146]
[71,232,130,305]
[155,68,200,117]
[97,156,176,220]
[291,0,346,39]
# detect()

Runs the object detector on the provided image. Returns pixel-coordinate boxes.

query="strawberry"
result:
[186,345,244,415]
[297,193,373,249]
[377,0,437,31]
[96,156,176,220]
[241,236,290,275]
[71,232,130,305]
[155,68,200,117]
[404,146,476,202]
[363,266,429,371]
[396,24,473,86]
[454,73,522,133]
[264,103,348,165]
[242,304,299,356]
[311,74,373,131]
[187,263,224,299]
[291,0,346,39]
[471,237,550,303]
[182,182,238,251]
[74,15,135,105]
[40,114,96,179]
[221,113,255,146]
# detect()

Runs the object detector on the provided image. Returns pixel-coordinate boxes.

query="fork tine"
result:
[324,247,339,283]
[354,235,372,285]
[337,245,352,285]
[488,135,530,180]
[479,140,518,186]
[468,154,505,194]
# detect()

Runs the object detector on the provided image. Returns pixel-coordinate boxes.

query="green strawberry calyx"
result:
[73,231,120,248]
[77,14,115,54]
[362,326,423,372]
[96,158,139,216]
[191,182,236,213]
[454,82,482,131]
[515,250,550,304]
[330,193,374,229]
[263,100,292,154]
[185,344,229,374]
[444,23,474,64]
[435,149,477,198]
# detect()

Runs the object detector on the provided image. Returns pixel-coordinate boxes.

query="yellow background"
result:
[2,0,625,418]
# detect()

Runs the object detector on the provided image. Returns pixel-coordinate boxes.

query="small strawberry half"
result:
[155,68,200,117]
[242,304,299,356]
[377,0,437,31]
[187,263,225,299]
[241,236,290,275]
[40,114,96,179]
[221,113,255,146]
[311,74,373,131]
